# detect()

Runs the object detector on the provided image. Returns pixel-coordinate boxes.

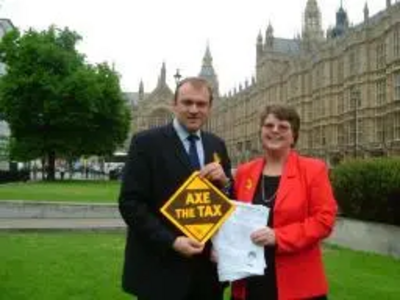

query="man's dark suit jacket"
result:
[119,123,231,300]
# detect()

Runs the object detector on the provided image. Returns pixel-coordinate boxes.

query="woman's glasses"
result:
[262,122,291,133]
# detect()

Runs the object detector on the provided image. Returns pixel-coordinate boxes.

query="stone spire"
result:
[139,80,144,94]
[157,62,166,86]
[364,2,369,21]
[203,44,212,66]
[329,0,349,39]
[199,43,219,97]
[256,30,263,59]
[257,30,263,43]
[265,22,274,49]
[302,0,324,43]
[138,79,144,102]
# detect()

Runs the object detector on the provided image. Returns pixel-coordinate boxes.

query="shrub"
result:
[331,157,400,226]
[0,169,30,184]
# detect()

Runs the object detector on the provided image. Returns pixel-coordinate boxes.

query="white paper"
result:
[212,200,269,282]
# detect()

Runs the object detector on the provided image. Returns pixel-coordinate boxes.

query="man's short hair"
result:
[174,77,213,104]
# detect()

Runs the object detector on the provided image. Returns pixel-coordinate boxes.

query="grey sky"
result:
[1,0,386,93]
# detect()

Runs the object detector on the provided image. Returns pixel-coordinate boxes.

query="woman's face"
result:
[261,114,294,153]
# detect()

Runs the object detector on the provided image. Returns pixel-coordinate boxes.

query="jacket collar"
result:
[242,151,299,209]
[275,151,298,209]
[163,123,193,171]
[162,123,213,171]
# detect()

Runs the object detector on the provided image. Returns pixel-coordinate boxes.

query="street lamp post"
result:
[173,69,182,86]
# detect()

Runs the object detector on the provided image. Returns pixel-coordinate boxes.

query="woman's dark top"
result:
[245,175,279,300]
[243,175,327,300]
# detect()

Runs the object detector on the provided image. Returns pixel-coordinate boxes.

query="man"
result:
[119,77,232,300]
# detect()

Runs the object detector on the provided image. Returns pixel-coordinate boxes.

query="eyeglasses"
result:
[262,122,291,133]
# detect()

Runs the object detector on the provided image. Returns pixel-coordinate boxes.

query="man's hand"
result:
[199,162,229,187]
[172,236,205,257]
[251,226,276,246]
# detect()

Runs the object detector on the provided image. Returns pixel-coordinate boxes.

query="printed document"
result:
[212,200,269,282]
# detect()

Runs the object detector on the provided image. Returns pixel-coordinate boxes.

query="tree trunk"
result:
[68,159,74,180]
[46,151,56,181]
[41,157,46,180]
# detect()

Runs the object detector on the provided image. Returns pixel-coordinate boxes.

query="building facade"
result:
[131,62,174,134]
[131,45,220,134]
[131,0,400,167]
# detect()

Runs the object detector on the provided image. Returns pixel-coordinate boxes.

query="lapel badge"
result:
[245,178,253,190]
[213,152,221,164]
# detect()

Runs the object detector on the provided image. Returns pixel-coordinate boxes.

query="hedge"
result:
[331,157,400,226]
[0,169,30,184]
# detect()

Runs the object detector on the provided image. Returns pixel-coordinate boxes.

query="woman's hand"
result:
[210,247,218,263]
[251,226,276,246]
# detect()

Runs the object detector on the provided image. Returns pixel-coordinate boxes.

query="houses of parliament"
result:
[129,0,400,166]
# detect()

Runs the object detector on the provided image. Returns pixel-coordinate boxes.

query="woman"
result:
[231,104,337,300]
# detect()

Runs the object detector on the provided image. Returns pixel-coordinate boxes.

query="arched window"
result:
[148,108,173,128]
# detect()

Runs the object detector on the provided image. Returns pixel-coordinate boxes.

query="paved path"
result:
[0,200,119,219]
[2,201,400,258]
[0,218,126,231]
[0,200,125,231]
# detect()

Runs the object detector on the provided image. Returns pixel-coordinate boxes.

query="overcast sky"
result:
[1,0,388,94]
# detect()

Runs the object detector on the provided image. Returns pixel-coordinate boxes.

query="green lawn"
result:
[0,232,129,300]
[0,232,399,300]
[325,245,400,299]
[0,180,120,202]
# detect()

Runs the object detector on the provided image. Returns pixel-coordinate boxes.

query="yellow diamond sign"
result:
[161,172,235,243]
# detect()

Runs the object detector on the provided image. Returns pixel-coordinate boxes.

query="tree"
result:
[0,26,131,180]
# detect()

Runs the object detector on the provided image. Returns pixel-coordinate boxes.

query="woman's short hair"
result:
[260,104,301,146]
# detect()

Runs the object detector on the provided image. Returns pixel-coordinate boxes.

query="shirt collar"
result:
[173,118,201,142]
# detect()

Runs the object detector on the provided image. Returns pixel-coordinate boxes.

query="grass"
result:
[0,232,129,300]
[0,180,121,202]
[324,245,400,299]
[0,232,399,300]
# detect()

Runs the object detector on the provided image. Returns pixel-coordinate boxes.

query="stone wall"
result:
[327,217,400,258]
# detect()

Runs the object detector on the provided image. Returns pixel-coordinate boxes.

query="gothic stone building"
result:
[131,0,400,167]
[131,45,219,134]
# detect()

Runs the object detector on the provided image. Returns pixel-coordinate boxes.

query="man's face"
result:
[173,82,211,132]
